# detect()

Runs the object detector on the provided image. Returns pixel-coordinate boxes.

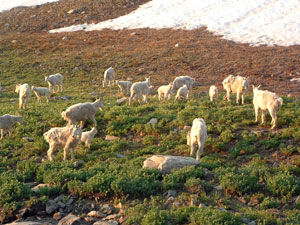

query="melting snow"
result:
[49,0,300,47]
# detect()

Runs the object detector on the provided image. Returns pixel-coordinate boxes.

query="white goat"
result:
[171,76,195,95]
[223,75,249,104]
[31,86,51,103]
[43,125,82,161]
[103,67,115,87]
[187,118,207,161]
[158,83,173,101]
[61,98,104,128]
[175,84,189,101]
[252,85,283,129]
[129,77,150,105]
[115,80,132,95]
[45,73,63,93]
[0,114,23,139]
[15,83,31,110]
[81,127,97,148]
[209,85,218,102]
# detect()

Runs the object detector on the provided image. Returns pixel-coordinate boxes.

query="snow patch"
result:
[49,0,300,47]
[0,0,60,12]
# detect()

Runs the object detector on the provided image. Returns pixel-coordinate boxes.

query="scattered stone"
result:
[183,125,191,131]
[58,214,81,225]
[53,212,63,221]
[241,218,251,224]
[219,208,227,212]
[175,43,180,48]
[198,203,206,208]
[237,197,247,204]
[53,96,71,101]
[248,221,256,225]
[46,200,59,214]
[5,222,43,225]
[105,135,120,141]
[31,184,50,192]
[163,190,177,198]
[126,77,133,81]
[101,204,114,215]
[115,153,127,158]
[12,40,17,43]
[66,198,74,207]
[54,194,64,202]
[93,221,118,225]
[130,32,136,36]
[213,185,222,191]
[22,137,34,142]
[148,118,158,125]
[88,211,106,218]
[62,36,68,41]
[85,216,98,223]
[116,97,128,104]
[295,195,300,204]
[172,201,182,208]
[73,160,84,168]
[67,9,79,14]
[57,201,66,208]
[143,155,200,174]
[103,214,120,220]
[90,92,98,96]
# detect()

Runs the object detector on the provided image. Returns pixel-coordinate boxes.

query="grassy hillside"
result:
[0,0,300,224]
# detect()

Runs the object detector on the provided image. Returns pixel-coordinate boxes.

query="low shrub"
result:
[258,197,280,209]
[141,208,170,225]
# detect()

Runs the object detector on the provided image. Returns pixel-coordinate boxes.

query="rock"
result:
[67,9,78,14]
[90,92,98,96]
[93,221,118,225]
[22,137,34,142]
[88,211,106,218]
[116,97,128,104]
[101,204,114,214]
[115,153,127,158]
[31,184,50,192]
[219,208,227,212]
[85,217,98,223]
[130,32,136,36]
[57,201,66,208]
[53,212,63,221]
[58,214,81,225]
[183,126,192,131]
[66,198,74,207]
[16,208,29,219]
[46,200,59,214]
[103,214,120,220]
[73,160,84,168]
[148,118,158,125]
[213,185,222,191]
[248,221,256,225]
[241,218,251,224]
[295,195,300,204]
[172,201,182,208]
[5,222,43,225]
[105,135,120,141]
[12,40,17,43]
[198,203,206,208]
[54,194,64,202]
[62,36,68,41]
[53,96,71,101]
[143,155,200,174]
[175,43,180,48]
[163,190,177,198]
[126,77,133,81]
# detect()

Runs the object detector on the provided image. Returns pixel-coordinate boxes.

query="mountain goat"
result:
[209,85,218,102]
[45,73,63,93]
[252,85,283,129]
[0,114,23,139]
[175,84,189,101]
[115,80,132,95]
[187,118,207,161]
[81,127,97,148]
[61,98,104,128]
[43,125,82,161]
[171,76,195,95]
[103,67,115,87]
[31,86,51,103]
[158,83,173,101]
[223,75,249,104]
[129,77,150,105]
[15,83,31,110]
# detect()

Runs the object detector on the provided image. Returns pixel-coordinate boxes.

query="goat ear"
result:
[257,85,261,89]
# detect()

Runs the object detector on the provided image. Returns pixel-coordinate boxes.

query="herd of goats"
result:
[0,67,283,161]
